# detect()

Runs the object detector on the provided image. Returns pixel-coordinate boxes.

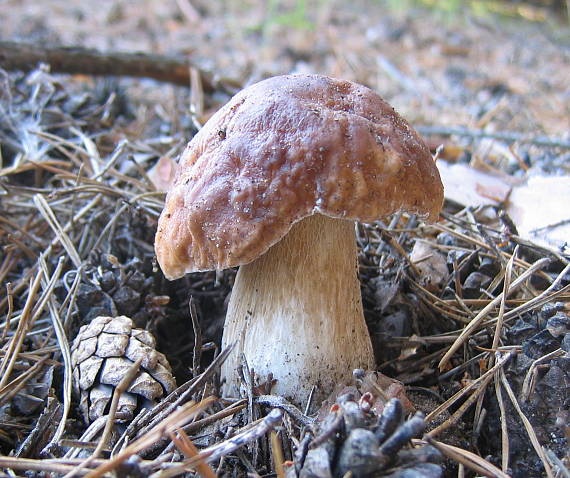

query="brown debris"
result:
[0,40,225,93]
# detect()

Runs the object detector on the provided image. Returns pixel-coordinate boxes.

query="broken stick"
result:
[0,40,237,92]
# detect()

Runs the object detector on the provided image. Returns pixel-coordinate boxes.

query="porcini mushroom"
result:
[155,74,443,404]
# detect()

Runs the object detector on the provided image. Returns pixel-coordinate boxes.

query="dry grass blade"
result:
[500,262,570,321]
[0,282,14,342]
[70,127,102,176]
[84,397,215,478]
[33,194,82,267]
[427,373,494,438]
[59,265,83,335]
[427,437,511,478]
[545,449,570,478]
[499,368,554,478]
[94,358,144,457]
[89,191,164,252]
[39,255,73,452]
[189,297,202,376]
[168,429,218,478]
[0,356,48,406]
[0,270,43,390]
[416,124,570,148]
[0,457,117,475]
[494,367,509,473]
[41,194,103,261]
[0,255,62,400]
[426,351,514,424]
[520,348,565,401]
[409,279,472,324]
[439,257,550,370]
[91,139,127,181]
[271,430,286,478]
[156,400,248,460]
[190,66,205,130]
[491,247,515,358]
[176,0,202,23]
[122,344,234,446]
[64,417,108,460]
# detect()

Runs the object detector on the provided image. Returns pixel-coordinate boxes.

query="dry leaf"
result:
[410,240,448,293]
[437,160,513,207]
[507,175,570,252]
[148,156,178,192]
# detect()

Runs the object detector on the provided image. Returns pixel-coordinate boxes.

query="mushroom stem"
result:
[221,213,375,405]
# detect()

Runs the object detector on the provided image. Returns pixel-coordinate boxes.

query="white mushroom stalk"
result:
[221,214,374,404]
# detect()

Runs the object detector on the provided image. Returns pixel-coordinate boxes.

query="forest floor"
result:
[0,1,569,477]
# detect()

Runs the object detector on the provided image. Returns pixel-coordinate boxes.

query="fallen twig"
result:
[271,430,287,478]
[255,395,315,427]
[158,409,284,477]
[84,397,215,478]
[127,344,234,446]
[0,41,238,93]
[416,124,570,149]
[169,429,218,478]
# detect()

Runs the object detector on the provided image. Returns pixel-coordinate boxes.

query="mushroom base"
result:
[221,214,375,406]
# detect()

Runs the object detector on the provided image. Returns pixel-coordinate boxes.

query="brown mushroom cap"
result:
[155,74,443,279]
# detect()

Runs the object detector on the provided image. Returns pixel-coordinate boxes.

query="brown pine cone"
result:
[71,315,176,423]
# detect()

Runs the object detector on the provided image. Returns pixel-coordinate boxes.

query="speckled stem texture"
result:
[221,214,374,405]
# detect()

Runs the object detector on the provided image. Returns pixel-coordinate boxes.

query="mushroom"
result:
[155,74,443,404]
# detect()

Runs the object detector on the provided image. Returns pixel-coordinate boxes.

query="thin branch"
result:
[271,430,287,478]
[255,395,314,427]
[159,409,284,478]
[168,429,218,478]
[0,41,235,93]
[416,124,570,149]
[84,397,215,478]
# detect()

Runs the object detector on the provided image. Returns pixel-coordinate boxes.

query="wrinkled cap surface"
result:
[155,74,443,279]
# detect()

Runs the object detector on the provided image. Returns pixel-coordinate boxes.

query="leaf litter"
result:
[0,1,570,477]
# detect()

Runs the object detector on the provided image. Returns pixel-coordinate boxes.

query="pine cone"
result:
[291,394,443,478]
[71,315,176,423]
